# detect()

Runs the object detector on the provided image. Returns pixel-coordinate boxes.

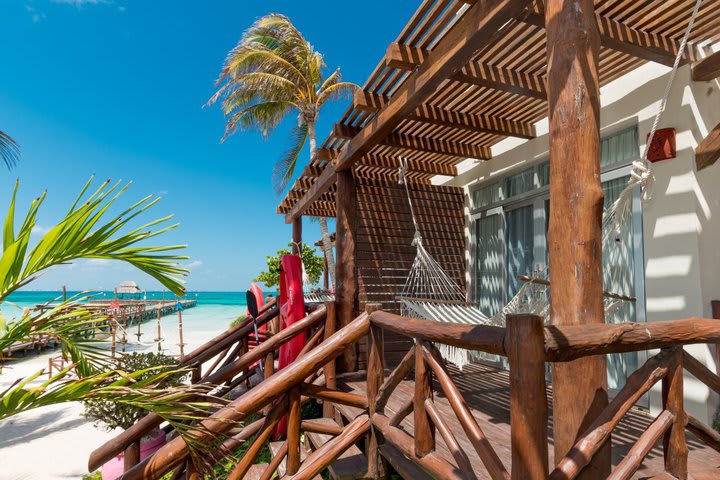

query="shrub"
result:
[83,352,187,431]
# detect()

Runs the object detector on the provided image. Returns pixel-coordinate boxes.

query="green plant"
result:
[230,314,247,328]
[83,352,187,430]
[207,13,358,289]
[254,243,324,288]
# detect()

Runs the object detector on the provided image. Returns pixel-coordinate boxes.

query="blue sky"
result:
[0,0,418,292]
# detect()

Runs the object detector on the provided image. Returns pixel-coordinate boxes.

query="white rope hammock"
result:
[399,0,703,369]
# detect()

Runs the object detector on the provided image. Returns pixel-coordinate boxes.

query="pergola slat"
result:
[692,50,720,81]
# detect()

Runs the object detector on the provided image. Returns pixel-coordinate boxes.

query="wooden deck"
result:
[337,362,720,480]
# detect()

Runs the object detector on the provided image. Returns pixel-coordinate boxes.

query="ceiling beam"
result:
[313,148,337,162]
[411,104,536,139]
[285,164,337,223]
[287,0,526,220]
[522,11,695,67]
[692,50,720,82]
[385,42,430,70]
[334,123,491,159]
[455,61,547,100]
[353,91,389,113]
[384,132,491,159]
[696,121,720,171]
[361,153,457,176]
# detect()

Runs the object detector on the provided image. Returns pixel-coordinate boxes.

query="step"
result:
[268,440,320,479]
[244,463,269,480]
[304,417,370,480]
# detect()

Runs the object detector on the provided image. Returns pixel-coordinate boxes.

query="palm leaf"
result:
[273,122,308,194]
[0,130,19,170]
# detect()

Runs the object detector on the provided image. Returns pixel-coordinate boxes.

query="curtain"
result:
[603,176,639,390]
[476,214,503,317]
[601,127,639,169]
[505,205,534,300]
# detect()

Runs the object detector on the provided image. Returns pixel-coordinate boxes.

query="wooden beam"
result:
[335,0,523,172]
[455,61,547,100]
[287,0,525,220]
[523,11,695,67]
[353,91,390,113]
[693,50,720,82]
[386,42,430,70]
[361,153,457,176]
[285,166,336,223]
[411,104,536,139]
[385,132,491,159]
[335,169,357,372]
[546,1,609,479]
[335,122,491,159]
[696,121,720,171]
[313,148,337,162]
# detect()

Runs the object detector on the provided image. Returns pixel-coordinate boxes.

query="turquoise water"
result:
[0,291,270,341]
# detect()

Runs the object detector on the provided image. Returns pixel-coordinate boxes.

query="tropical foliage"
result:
[82,352,187,430]
[208,13,357,287]
[254,242,324,288]
[0,179,220,436]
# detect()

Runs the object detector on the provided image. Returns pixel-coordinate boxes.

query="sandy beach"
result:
[0,302,244,480]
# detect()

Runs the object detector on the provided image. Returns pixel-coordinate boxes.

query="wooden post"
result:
[662,346,688,479]
[123,441,140,472]
[323,256,329,290]
[507,314,548,480]
[545,1,609,477]
[366,303,386,478]
[177,307,185,360]
[155,299,162,354]
[323,301,337,417]
[414,343,434,457]
[292,216,302,255]
[287,385,302,475]
[335,169,358,372]
[61,285,67,302]
[713,301,720,375]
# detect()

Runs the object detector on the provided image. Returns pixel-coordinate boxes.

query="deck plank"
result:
[338,362,720,479]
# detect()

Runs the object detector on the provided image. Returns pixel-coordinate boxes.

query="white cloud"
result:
[51,0,112,6]
[187,260,203,269]
[25,5,46,23]
[84,258,112,267]
[31,224,50,236]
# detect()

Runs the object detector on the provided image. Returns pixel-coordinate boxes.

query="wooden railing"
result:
[368,311,720,480]
[89,298,280,473]
[91,299,720,480]
[113,302,373,480]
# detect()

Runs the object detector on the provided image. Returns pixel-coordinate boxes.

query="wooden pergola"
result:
[276,1,720,478]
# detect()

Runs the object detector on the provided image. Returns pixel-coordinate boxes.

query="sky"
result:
[0,0,419,292]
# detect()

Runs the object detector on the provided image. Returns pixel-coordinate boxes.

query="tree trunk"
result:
[307,119,336,289]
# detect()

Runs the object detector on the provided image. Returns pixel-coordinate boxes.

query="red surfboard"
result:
[276,254,306,437]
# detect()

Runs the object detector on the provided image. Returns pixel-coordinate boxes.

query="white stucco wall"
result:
[439,53,720,423]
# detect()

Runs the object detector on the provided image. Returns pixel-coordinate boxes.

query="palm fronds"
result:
[273,122,308,194]
[0,178,188,301]
[0,130,19,170]
[207,13,359,194]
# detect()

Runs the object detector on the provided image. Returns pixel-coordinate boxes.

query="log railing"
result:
[89,299,281,473]
[368,311,720,480]
[114,302,373,480]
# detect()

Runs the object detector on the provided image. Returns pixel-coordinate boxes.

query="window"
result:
[470,125,646,392]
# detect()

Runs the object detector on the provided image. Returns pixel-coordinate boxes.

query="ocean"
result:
[0,291,267,347]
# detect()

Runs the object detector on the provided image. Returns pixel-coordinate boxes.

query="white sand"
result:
[0,305,240,479]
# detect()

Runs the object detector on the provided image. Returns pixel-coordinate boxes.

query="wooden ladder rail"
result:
[119,309,370,480]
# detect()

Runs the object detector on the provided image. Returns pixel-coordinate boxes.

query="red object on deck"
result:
[646,128,676,162]
[276,254,306,437]
[246,282,266,330]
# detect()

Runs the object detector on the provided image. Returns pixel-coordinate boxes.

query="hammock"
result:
[398,0,702,369]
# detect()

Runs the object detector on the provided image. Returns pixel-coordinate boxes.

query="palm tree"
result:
[0,130,20,169]
[207,13,358,288]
